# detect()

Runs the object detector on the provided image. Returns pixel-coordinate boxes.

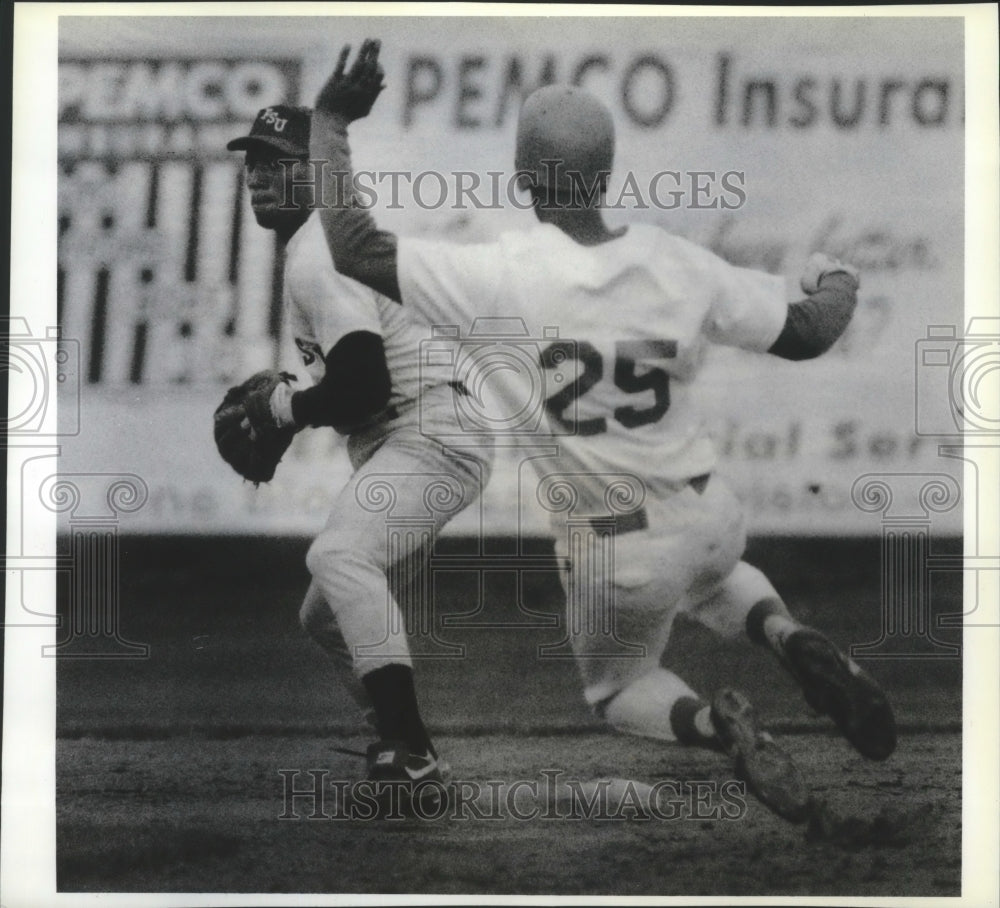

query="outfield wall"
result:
[54,536,964,737]
[49,15,968,537]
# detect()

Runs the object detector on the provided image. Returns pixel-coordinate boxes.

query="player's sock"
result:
[669,696,723,750]
[746,597,801,658]
[361,663,436,758]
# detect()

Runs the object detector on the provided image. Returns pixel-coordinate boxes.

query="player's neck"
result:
[535,205,624,247]
[274,209,311,247]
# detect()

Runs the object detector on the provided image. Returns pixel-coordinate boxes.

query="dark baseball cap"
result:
[227,105,311,157]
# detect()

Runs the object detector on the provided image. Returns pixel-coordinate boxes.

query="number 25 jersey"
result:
[398,221,789,504]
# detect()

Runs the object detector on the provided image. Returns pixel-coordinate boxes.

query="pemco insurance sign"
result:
[51,18,968,537]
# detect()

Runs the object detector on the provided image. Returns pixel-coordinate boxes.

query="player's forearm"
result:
[312,110,402,302]
[768,272,858,361]
[284,331,392,429]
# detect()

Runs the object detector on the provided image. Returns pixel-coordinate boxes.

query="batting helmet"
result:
[514,85,615,195]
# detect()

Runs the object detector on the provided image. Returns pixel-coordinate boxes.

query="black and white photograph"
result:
[3,3,998,905]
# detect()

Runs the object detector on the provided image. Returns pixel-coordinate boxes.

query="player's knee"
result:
[305,532,383,608]
[298,597,326,636]
[304,538,326,580]
[305,531,353,582]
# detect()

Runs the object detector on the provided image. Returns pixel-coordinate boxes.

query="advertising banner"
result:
[52,16,968,536]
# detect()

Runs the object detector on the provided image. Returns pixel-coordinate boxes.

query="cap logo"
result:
[261,107,288,133]
[228,104,310,155]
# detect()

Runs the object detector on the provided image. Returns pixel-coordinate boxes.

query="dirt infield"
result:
[57,730,960,896]
[55,536,964,898]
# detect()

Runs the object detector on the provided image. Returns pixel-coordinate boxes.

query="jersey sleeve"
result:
[397,236,503,328]
[286,235,383,355]
[699,248,789,353]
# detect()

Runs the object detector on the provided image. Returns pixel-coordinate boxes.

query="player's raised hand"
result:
[315,38,386,121]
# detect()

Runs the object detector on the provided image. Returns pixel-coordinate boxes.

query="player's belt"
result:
[586,473,711,536]
[587,508,649,535]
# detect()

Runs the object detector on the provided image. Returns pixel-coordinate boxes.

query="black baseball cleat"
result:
[710,688,810,824]
[781,628,897,761]
[367,740,444,784]
[363,740,447,816]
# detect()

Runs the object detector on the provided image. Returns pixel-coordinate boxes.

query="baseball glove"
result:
[315,38,386,121]
[213,370,298,486]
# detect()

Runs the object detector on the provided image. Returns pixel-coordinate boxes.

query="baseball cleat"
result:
[364,740,447,816]
[710,688,810,824]
[781,629,896,761]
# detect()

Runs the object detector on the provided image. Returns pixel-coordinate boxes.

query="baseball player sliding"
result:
[217,105,493,800]
[293,39,898,822]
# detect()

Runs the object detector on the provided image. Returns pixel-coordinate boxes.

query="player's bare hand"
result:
[315,38,386,121]
[800,252,860,295]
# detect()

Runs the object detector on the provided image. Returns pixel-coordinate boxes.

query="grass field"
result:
[56,536,963,897]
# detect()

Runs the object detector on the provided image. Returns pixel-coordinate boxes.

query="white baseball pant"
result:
[299,383,493,712]
[552,472,780,736]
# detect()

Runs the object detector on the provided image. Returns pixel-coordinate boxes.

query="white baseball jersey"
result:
[284,213,452,417]
[398,221,788,512]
